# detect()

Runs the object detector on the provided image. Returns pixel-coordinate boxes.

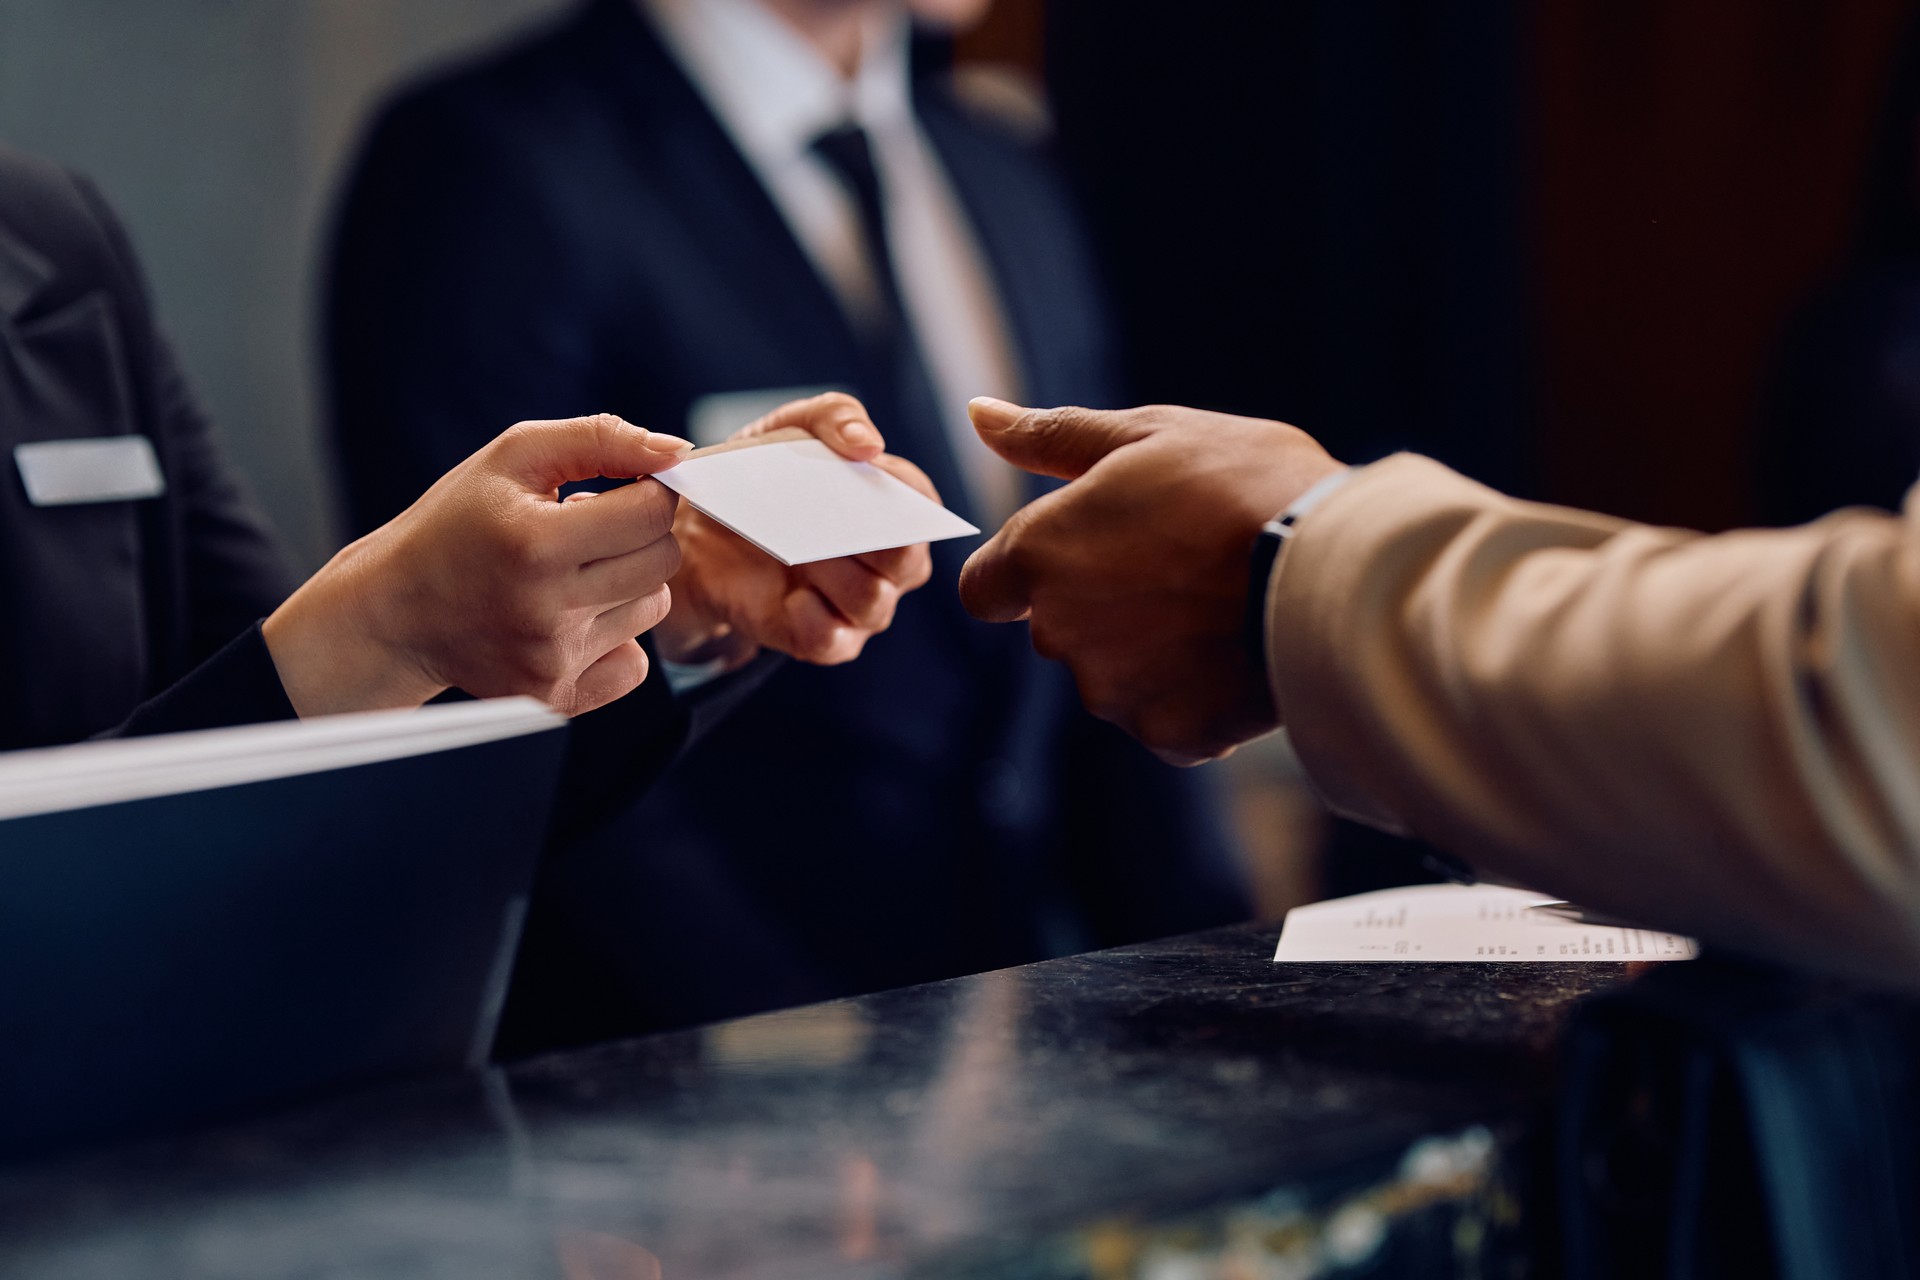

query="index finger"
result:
[958,521,1036,623]
[551,476,681,565]
[494,413,692,493]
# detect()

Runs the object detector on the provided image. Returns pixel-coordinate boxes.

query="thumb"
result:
[737,391,885,461]
[967,399,1152,480]
[495,414,693,492]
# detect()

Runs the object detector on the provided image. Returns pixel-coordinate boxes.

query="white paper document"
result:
[0,698,562,821]
[1273,883,1698,963]
[654,437,980,566]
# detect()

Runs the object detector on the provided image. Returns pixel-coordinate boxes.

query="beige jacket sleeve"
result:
[1269,453,1920,988]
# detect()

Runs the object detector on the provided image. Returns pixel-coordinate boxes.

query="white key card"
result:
[654,437,978,566]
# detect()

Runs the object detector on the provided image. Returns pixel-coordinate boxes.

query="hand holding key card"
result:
[649,393,964,670]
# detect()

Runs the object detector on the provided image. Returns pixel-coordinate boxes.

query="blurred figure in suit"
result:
[1763,16,1920,525]
[327,0,1250,1040]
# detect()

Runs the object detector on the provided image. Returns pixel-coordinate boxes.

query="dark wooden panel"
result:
[1529,0,1912,529]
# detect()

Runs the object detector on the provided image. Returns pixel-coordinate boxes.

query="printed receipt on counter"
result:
[1273,883,1698,963]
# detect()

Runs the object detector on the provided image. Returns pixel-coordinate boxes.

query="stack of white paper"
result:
[0,698,563,821]
[1273,883,1698,963]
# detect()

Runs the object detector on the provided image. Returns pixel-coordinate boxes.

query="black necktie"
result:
[809,123,975,526]
[810,123,911,340]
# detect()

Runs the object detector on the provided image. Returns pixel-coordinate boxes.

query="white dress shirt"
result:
[642,0,1026,527]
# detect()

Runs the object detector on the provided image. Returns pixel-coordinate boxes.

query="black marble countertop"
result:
[0,923,1638,1279]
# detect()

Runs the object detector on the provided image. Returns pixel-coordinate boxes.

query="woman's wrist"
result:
[261,538,448,717]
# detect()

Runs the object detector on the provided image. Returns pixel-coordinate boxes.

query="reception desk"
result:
[0,923,1643,1277]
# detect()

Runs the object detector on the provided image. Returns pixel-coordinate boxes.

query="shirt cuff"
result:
[661,655,733,696]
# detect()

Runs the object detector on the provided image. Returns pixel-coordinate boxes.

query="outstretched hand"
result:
[959,398,1344,764]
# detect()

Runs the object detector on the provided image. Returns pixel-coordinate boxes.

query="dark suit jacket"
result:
[0,142,299,750]
[0,139,722,1060]
[328,0,1250,1042]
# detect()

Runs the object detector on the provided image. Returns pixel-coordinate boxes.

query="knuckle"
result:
[1133,705,1180,751]
[1133,707,1214,763]
[638,584,673,632]
[1028,618,1063,662]
[504,621,574,683]
[610,650,646,698]
[848,577,888,620]
[495,517,551,574]
[531,639,574,685]
[797,617,840,662]
[1078,679,1132,731]
[656,488,683,536]
[498,420,539,450]
[497,592,553,648]
[1017,406,1063,443]
[635,484,679,540]
[1028,404,1095,445]
[587,411,633,456]
[807,620,863,664]
[655,531,684,583]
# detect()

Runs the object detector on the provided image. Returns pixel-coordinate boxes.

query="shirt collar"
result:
[641,0,913,170]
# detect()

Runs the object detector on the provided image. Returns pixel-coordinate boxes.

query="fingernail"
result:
[642,431,693,454]
[969,396,1024,425]
[842,420,881,449]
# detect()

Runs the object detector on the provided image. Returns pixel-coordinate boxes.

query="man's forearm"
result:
[1271,454,1920,987]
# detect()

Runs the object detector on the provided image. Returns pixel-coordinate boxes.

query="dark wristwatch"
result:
[1245,468,1356,669]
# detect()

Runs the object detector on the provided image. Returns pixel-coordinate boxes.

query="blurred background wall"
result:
[0,0,565,571]
[1532,0,1911,530]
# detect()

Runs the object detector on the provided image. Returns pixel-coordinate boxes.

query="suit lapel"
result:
[0,223,49,454]
[0,220,54,323]
[569,0,863,386]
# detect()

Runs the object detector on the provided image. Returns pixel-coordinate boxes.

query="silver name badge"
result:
[14,436,166,507]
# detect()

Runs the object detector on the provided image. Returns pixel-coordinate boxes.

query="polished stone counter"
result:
[0,923,1636,1278]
